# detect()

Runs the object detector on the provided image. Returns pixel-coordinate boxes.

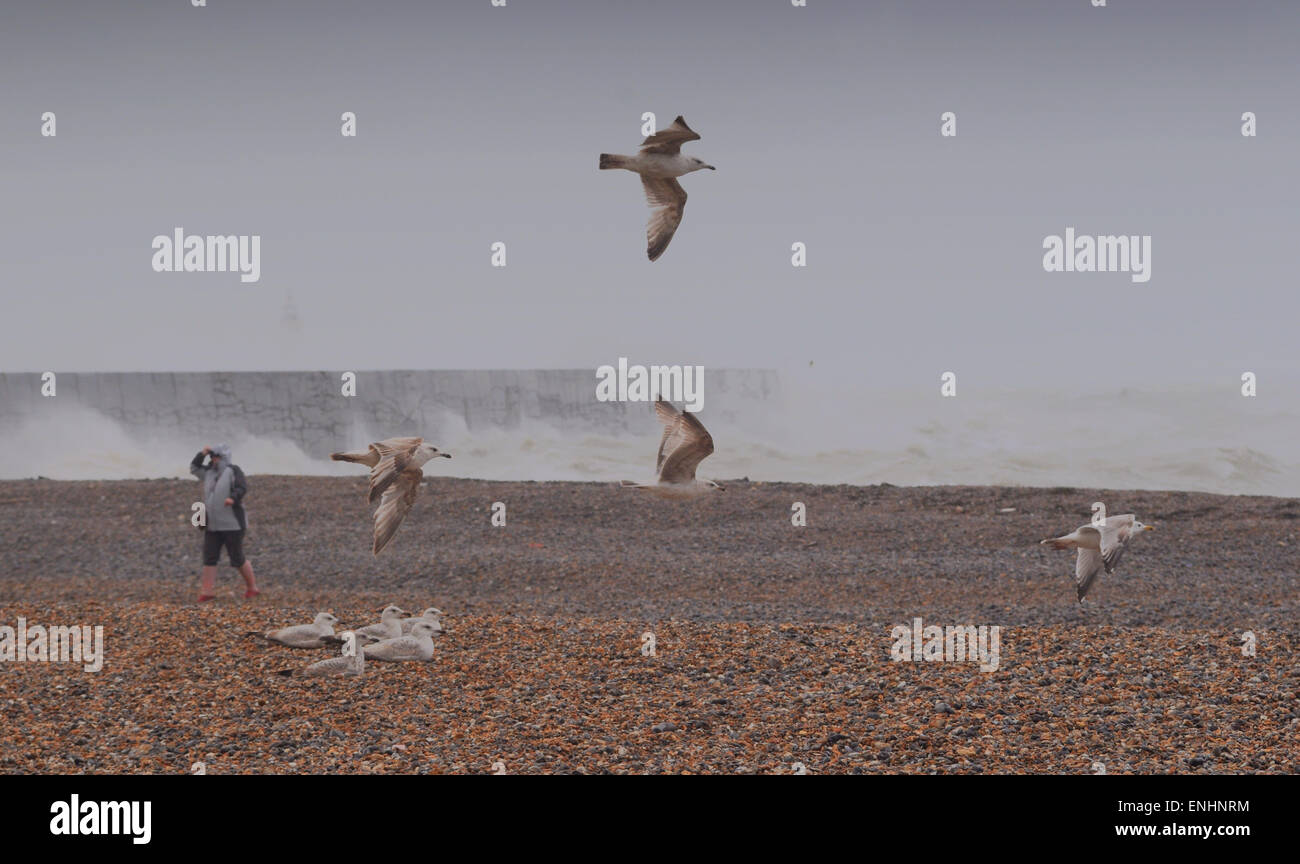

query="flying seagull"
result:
[250,612,340,648]
[331,437,451,554]
[621,399,725,498]
[1041,514,1155,601]
[599,115,715,261]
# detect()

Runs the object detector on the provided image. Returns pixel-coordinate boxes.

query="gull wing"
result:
[363,635,432,662]
[1100,514,1136,573]
[1075,547,1104,601]
[333,436,422,469]
[265,623,327,648]
[643,178,687,261]
[368,438,422,504]
[401,617,443,635]
[639,115,701,155]
[355,620,395,641]
[654,399,686,474]
[655,400,715,484]
[301,655,353,677]
[373,436,423,455]
[371,466,424,555]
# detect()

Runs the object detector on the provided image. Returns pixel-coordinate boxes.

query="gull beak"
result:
[705,165,716,170]
[1144,525,1155,531]
[440,452,452,458]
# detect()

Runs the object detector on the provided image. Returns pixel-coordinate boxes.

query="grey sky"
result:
[2,0,1297,394]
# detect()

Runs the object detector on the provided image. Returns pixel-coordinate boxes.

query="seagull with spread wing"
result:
[1041,513,1155,602]
[621,399,725,499]
[599,115,715,261]
[330,437,451,554]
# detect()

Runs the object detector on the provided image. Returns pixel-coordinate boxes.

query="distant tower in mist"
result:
[281,291,301,332]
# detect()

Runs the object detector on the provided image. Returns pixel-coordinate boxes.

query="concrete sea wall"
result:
[0,370,782,458]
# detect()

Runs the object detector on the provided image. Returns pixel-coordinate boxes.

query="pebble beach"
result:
[1,476,1296,774]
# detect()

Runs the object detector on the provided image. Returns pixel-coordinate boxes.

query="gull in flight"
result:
[251,612,339,648]
[364,621,439,662]
[400,607,444,635]
[599,115,715,261]
[1041,514,1155,602]
[621,400,725,499]
[331,437,452,554]
[281,633,367,678]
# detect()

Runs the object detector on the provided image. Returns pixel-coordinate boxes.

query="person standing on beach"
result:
[190,444,260,602]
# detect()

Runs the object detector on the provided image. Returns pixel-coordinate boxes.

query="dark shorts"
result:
[202,529,246,567]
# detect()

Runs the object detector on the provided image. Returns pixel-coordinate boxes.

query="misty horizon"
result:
[2,0,1298,391]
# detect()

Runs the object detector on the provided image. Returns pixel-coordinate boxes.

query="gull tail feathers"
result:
[330,451,369,464]
[1041,537,1073,549]
[599,153,629,170]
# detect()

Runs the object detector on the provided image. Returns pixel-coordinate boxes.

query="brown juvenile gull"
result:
[331,437,452,554]
[599,115,715,261]
[249,612,339,648]
[621,399,725,499]
[279,632,366,678]
[1041,514,1155,602]
[363,621,439,663]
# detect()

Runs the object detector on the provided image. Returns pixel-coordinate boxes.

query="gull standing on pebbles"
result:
[252,612,339,648]
[282,633,366,679]
[331,437,452,554]
[400,607,444,635]
[364,621,439,663]
[1041,514,1155,602]
[599,115,715,261]
[621,400,725,499]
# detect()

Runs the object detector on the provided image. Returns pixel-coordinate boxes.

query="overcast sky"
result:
[2,0,1296,393]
